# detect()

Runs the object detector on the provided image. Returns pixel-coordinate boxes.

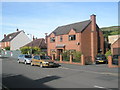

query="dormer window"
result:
[50,37,55,42]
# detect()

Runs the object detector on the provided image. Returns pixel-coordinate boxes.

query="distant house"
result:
[23,38,47,52]
[108,35,120,44]
[0,29,31,50]
[47,14,104,63]
[111,37,120,55]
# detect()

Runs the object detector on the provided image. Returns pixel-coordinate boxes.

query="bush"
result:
[4,46,10,50]
[73,51,82,62]
[62,50,70,61]
[105,50,112,59]
[20,46,41,55]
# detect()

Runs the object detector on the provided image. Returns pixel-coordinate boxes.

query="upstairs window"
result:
[50,37,55,42]
[69,35,76,41]
[60,36,63,42]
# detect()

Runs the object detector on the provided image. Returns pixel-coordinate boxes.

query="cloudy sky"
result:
[0,1,118,40]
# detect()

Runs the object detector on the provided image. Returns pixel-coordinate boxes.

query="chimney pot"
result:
[4,34,6,38]
[33,36,35,41]
[16,28,19,31]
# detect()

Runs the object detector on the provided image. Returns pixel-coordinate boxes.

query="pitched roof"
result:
[24,38,47,49]
[1,31,23,42]
[112,37,120,45]
[51,20,91,36]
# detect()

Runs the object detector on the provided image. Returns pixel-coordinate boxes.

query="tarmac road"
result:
[1,57,119,89]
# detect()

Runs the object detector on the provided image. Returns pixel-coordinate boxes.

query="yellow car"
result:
[31,55,57,68]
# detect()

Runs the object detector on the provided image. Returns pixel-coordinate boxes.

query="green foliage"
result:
[4,46,10,50]
[62,50,70,61]
[101,26,120,38]
[105,50,112,59]
[73,51,82,62]
[32,47,41,55]
[20,46,41,55]
[20,46,30,54]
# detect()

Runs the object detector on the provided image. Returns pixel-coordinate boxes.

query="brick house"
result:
[47,14,104,63]
[23,38,47,52]
[111,37,120,55]
[0,29,31,50]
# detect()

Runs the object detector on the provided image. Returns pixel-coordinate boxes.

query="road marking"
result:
[94,85,113,90]
[94,85,105,88]
[47,75,51,76]
[59,66,118,76]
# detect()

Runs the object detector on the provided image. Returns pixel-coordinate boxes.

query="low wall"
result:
[0,50,21,59]
[108,55,120,68]
[52,54,86,65]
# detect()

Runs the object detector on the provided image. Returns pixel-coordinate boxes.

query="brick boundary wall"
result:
[52,54,85,65]
[108,55,120,68]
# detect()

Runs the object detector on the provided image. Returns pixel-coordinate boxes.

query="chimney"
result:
[33,36,35,41]
[4,34,6,38]
[90,14,98,63]
[90,14,96,31]
[16,28,19,32]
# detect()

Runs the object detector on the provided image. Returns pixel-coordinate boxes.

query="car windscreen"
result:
[40,56,51,60]
[25,55,32,58]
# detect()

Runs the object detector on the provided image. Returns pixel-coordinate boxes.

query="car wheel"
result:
[24,61,27,65]
[18,60,20,63]
[40,63,43,68]
[31,63,34,66]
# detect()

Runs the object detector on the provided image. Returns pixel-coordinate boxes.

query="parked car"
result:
[17,54,32,64]
[112,55,120,65]
[31,55,59,68]
[95,54,108,64]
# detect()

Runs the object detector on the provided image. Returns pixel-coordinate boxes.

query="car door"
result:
[33,56,40,65]
[19,55,23,62]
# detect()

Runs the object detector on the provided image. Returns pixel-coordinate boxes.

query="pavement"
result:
[1,57,119,89]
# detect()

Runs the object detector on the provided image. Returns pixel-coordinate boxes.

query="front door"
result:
[57,49,63,59]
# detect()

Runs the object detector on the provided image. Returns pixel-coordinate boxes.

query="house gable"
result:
[68,29,76,35]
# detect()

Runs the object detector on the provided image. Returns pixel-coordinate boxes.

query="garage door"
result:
[113,48,120,55]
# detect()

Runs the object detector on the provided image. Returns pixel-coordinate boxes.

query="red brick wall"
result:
[81,23,91,56]
[0,42,10,49]
[99,30,104,54]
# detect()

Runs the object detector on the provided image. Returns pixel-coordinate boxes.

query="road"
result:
[1,57,119,89]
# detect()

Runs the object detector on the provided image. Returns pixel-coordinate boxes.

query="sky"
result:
[0,2,118,40]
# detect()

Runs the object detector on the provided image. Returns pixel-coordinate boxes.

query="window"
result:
[60,36,63,42]
[34,56,40,60]
[50,37,55,42]
[69,35,76,41]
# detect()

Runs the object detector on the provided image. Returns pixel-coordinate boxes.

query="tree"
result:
[20,46,31,54]
[20,46,41,55]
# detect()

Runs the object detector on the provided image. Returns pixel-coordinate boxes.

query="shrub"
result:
[105,50,112,59]
[62,50,70,61]
[4,46,10,50]
[73,51,82,62]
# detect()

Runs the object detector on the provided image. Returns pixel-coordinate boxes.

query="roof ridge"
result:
[58,20,90,28]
